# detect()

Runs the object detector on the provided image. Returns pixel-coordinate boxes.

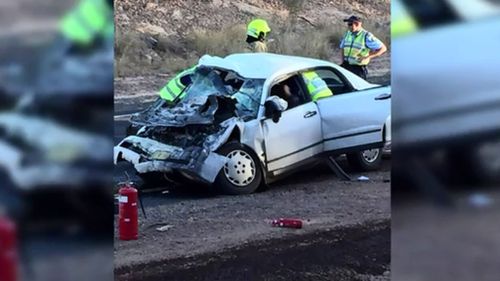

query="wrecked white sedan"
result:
[114,53,391,194]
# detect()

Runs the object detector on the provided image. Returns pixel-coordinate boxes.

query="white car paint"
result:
[115,53,391,183]
[392,18,500,147]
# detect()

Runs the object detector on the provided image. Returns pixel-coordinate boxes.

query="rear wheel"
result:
[347,148,383,171]
[214,142,262,195]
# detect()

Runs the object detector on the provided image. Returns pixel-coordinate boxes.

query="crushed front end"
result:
[114,66,263,184]
[114,120,234,183]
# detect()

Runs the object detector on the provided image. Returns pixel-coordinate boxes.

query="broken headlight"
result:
[45,144,82,163]
[150,150,172,160]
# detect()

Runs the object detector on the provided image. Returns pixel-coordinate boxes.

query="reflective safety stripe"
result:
[343,30,370,66]
[311,89,334,101]
[160,77,184,101]
[60,0,112,44]
[159,86,177,101]
[174,78,184,91]
[159,66,197,101]
[302,71,333,101]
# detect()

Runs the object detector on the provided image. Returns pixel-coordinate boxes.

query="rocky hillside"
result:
[116,0,389,37]
[115,0,390,81]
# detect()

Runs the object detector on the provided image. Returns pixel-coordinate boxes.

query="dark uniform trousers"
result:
[341,61,368,80]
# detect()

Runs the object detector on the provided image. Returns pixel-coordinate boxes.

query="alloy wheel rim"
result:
[362,148,380,163]
[223,150,256,187]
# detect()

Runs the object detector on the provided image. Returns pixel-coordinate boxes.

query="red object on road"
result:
[0,215,18,281]
[118,183,139,240]
[271,218,303,229]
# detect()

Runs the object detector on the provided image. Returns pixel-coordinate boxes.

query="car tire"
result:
[214,141,263,195]
[347,148,383,171]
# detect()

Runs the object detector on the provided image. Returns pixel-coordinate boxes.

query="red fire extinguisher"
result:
[0,215,18,281]
[118,182,139,241]
[271,218,303,229]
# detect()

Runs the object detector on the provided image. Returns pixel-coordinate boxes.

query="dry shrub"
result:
[187,24,247,57]
[114,28,151,76]
[115,19,389,77]
[270,21,344,60]
[363,21,391,47]
[115,26,196,76]
[281,0,305,16]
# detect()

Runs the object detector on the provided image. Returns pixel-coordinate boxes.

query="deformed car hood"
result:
[116,116,246,183]
[130,94,238,127]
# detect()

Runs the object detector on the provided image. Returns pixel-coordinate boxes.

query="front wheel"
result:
[214,142,262,195]
[347,148,383,171]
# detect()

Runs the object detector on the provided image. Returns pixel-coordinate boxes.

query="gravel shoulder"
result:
[392,190,500,281]
[114,160,391,269]
[116,220,390,281]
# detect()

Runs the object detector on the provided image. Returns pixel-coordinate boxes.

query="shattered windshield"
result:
[182,67,264,119]
[182,67,229,100]
[232,79,264,119]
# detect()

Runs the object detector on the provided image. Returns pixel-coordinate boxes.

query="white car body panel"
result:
[393,18,500,148]
[0,113,112,189]
[318,86,390,151]
[115,53,391,183]
[263,102,323,172]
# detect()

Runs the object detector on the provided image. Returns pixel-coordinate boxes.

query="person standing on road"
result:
[246,19,271,53]
[339,16,387,80]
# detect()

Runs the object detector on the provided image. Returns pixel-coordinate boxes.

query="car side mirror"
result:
[264,96,288,123]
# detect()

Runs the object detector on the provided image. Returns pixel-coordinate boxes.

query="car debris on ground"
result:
[156,225,174,232]
[358,176,370,181]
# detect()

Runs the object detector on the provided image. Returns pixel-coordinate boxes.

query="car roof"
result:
[199,53,333,79]
[198,53,377,89]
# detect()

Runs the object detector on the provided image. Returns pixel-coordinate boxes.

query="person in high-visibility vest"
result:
[302,71,333,101]
[158,19,271,102]
[340,16,387,80]
[246,19,271,53]
[59,0,114,48]
[158,66,197,102]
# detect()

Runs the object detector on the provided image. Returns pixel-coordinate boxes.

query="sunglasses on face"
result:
[348,23,353,26]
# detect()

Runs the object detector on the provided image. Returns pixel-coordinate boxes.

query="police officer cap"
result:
[343,16,362,23]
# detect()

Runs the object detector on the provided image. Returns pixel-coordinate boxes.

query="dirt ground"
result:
[116,220,390,281]
[114,158,391,279]
[392,190,500,281]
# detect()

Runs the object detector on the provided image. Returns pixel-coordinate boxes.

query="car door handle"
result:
[304,111,317,118]
[375,93,391,100]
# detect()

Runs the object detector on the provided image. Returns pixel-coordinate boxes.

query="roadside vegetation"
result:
[114,0,389,77]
